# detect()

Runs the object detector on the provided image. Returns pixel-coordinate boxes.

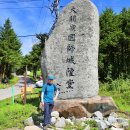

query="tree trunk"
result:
[33,67,37,79]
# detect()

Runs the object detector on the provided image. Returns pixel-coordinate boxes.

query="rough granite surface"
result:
[41,0,99,99]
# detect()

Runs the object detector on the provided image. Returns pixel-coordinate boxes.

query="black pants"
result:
[43,102,54,126]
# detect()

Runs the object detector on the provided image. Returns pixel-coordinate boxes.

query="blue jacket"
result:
[42,83,57,103]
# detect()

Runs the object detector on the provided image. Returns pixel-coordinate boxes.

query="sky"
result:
[0,0,130,55]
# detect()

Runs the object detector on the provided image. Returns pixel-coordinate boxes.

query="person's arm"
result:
[41,92,44,107]
[54,85,59,101]
[41,92,44,103]
[41,84,46,106]
[55,89,59,98]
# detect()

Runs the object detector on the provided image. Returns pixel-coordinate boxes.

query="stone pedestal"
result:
[54,96,118,118]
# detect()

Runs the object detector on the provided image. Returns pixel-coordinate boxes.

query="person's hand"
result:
[41,102,44,107]
[54,97,57,101]
[40,102,44,111]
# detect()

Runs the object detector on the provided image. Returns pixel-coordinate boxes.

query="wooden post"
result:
[24,66,27,104]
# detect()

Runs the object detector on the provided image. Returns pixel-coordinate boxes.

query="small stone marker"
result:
[41,0,99,99]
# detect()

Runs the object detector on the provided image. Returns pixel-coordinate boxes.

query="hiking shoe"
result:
[46,124,52,128]
[43,126,47,130]
[42,124,52,130]
[40,123,46,127]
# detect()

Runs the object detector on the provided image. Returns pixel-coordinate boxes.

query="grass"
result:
[99,78,130,112]
[0,88,42,130]
[63,120,98,130]
[0,78,130,130]
[64,122,85,130]
[85,120,98,130]
[0,103,36,130]
[0,76,19,89]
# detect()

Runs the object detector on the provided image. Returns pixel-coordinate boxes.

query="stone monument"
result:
[41,0,99,99]
[41,0,118,117]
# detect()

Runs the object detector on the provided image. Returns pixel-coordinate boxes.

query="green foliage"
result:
[74,123,86,130]
[90,128,99,130]
[18,33,48,78]
[9,76,19,84]
[64,122,86,130]
[0,100,37,130]
[0,88,41,130]
[29,70,42,82]
[0,18,22,80]
[99,78,130,112]
[64,123,74,130]
[27,44,41,78]
[0,76,19,89]
[15,33,48,77]
[99,8,130,81]
[85,120,97,128]
[64,121,98,130]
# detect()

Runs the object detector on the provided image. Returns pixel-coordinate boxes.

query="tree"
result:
[0,18,22,80]
[118,8,130,77]
[36,33,48,49]
[99,8,130,81]
[29,44,42,79]
[17,33,48,78]
[27,33,48,78]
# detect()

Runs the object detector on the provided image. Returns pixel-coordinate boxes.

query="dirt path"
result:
[0,76,35,101]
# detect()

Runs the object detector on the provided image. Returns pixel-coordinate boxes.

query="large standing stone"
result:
[41,0,99,99]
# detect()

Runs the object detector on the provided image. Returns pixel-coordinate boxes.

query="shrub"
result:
[85,120,97,127]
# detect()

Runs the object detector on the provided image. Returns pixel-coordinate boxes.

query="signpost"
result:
[24,65,27,104]
[12,86,14,105]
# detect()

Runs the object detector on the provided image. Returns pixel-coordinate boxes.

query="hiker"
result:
[41,75,59,129]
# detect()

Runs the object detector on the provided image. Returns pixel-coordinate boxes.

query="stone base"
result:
[54,96,118,118]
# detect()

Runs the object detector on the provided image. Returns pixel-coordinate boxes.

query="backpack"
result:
[44,83,56,95]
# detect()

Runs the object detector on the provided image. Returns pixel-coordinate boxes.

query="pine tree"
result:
[118,8,130,78]
[0,18,22,79]
[99,9,123,80]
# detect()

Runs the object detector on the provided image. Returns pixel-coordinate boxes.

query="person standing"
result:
[41,75,59,129]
